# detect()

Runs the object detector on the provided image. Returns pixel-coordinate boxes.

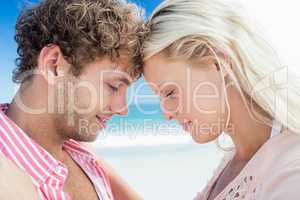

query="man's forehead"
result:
[108,64,132,85]
[114,53,131,68]
[111,63,127,71]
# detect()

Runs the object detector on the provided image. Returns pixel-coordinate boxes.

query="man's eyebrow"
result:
[118,76,131,86]
[109,64,132,85]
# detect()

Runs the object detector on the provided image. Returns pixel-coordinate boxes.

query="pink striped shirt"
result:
[0,103,114,200]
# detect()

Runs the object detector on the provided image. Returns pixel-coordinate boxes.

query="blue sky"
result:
[0,0,162,103]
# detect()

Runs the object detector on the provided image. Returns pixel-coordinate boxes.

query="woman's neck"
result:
[226,86,273,161]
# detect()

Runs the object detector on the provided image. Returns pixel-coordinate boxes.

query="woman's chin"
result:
[190,131,218,144]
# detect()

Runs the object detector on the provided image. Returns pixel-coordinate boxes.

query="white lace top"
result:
[194,125,300,200]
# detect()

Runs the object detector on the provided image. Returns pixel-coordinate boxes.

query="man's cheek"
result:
[98,89,111,111]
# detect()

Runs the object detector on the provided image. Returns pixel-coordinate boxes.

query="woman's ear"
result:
[212,52,232,80]
[198,45,232,79]
[196,53,230,72]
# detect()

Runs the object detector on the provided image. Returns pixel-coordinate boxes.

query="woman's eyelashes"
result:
[164,89,176,99]
[166,90,174,97]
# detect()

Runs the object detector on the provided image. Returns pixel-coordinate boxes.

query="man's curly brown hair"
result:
[14,0,144,83]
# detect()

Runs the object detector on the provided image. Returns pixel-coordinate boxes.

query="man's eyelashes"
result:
[107,83,119,92]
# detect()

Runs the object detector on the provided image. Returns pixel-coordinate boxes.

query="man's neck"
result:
[6,87,67,161]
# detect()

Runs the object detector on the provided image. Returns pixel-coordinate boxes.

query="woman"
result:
[141,0,300,199]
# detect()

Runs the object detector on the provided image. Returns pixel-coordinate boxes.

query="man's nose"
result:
[110,93,128,116]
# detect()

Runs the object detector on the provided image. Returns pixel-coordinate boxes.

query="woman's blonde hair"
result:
[142,0,300,134]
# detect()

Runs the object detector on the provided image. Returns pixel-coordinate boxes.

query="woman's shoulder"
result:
[255,131,300,199]
[257,158,300,200]
[260,130,300,168]
[194,131,300,200]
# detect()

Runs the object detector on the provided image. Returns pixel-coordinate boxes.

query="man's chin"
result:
[72,130,101,142]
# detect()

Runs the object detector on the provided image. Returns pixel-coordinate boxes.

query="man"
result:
[0,0,144,199]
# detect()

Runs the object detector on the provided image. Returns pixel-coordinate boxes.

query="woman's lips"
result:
[182,120,193,132]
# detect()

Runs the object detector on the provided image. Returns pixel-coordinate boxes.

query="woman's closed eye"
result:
[164,89,176,99]
[166,90,174,97]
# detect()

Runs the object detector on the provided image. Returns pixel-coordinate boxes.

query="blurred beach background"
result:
[93,102,224,200]
[1,0,300,199]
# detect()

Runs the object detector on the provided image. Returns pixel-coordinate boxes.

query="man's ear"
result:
[37,44,70,84]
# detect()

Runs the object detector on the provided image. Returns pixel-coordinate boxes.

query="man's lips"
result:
[96,115,112,128]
